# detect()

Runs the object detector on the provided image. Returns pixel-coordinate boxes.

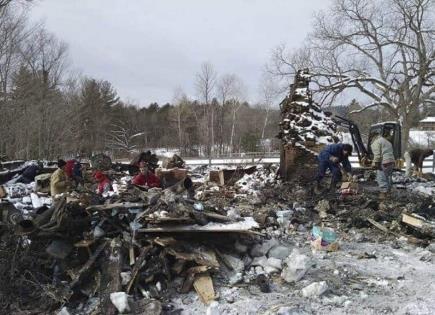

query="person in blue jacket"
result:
[316,143,353,192]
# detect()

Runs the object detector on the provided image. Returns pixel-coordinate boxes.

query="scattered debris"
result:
[301,281,329,298]
[311,226,339,251]
[1,149,434,314]
[281,249,311,283]
[402,213,435,237]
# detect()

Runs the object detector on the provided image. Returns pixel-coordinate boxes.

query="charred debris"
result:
[0,71,434,314]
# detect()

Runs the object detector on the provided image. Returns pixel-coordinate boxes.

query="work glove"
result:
[342,171,349,181]
[329,156,339,163]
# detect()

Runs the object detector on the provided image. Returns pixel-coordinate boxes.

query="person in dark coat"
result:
[316,143,353,191]
[17,163,42,184]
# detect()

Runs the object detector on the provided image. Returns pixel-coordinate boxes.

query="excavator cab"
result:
[367,122,403,168]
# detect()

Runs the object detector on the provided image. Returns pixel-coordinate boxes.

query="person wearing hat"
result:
[370,130,395,199]
[50,159,70,197]
[315,143,353,192]
[94,171,112,194]
[65,158,84,186]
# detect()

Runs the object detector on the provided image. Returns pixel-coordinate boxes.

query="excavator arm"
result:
[327,114,372,167]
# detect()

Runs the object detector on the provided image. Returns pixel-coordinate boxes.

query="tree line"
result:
[0,5,280,160]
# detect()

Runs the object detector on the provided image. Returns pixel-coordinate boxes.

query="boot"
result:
[314,181,322,194]
[329,180,338,193]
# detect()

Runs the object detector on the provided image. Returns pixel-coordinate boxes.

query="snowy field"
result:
[182,155,435,174]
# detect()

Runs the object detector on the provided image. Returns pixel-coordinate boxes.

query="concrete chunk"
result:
[281,249,311,283]
[301,281,328,297]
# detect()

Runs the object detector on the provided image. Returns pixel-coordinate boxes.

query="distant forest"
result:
[0,6,281,160]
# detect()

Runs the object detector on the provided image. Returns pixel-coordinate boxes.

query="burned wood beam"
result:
[100,238,123,315]
[126,245,152,294]
[70,240,108,287]
[86,202,146,211]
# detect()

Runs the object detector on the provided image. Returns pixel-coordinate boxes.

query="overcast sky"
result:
[30,0,330,106]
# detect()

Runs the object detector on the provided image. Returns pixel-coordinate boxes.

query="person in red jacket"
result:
[65,159,76,178]
[94,171,112,194]
[132,162,160,188]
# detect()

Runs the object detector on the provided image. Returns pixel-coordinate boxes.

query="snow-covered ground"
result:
[172,236,435,315]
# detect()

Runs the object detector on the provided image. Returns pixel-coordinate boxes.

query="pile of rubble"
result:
[1,156,435,314]
[0,157,280,314]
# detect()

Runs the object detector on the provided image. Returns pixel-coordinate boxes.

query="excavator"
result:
[327,114,403,168]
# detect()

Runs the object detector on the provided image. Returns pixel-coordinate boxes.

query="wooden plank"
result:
[402,213,424,228]
[367,218,394,235]
[218,171,225,186]
[126,245,152,294]
[203,212,233,222]
[0,185,6,198]
[180,266,210,293]
[193,274,215,305]
[138,217,258,233]
[86,202,145,211]
[401,213,435,236]
[129,246,135,266]
[101,238,123,315]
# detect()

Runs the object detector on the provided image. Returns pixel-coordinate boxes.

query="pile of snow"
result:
[420,117,435,123]
[393,172,435,197]
[235,165,278,194]
[152,148,180,158]
[3,182,52,215]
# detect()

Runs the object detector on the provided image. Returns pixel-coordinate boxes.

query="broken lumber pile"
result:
[0,162,262,314]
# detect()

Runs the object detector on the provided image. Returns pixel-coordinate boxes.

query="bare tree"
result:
[20,25,69,87]
[195,62,217,155]
[0,0,33,10]
[270,0,435,152]
[171,87,191,154]
[17,26,69,158]
[0,7,28,96]
[216,74,245,153]
[258,72,281,140]
[106,121,144,154]
[0,7,28,157]
[217,74,237,153]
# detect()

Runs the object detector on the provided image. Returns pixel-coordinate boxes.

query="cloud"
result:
[30,0,330,105]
